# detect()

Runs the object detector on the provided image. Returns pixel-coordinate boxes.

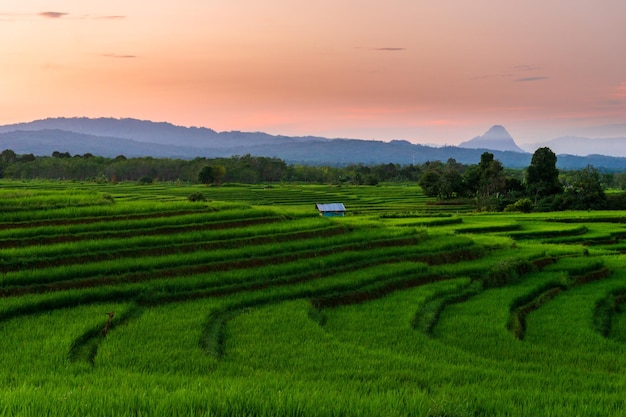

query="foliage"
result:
[481,258,534,288]
[187,192,207,202]
[197,165,215,184]
[526,147,563,201]
[0,147,622,215]
[504,198,534,213]
[565,165,607,209]
[138,175,153,185]
[198,164,226,185]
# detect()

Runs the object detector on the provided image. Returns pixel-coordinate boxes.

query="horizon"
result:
[1,2,625,145]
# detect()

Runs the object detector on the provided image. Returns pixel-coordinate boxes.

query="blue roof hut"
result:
[315,203,346,217]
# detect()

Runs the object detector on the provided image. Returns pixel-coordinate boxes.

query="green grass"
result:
[1,180,626,416]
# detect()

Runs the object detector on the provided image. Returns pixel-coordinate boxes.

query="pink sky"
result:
[1,1,625,145]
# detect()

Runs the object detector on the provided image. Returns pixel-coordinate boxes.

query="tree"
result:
[0,149,17,178]
[418,160,465,199]
[213,164,226,185]
[526,147,562,203]
[198,165,215,185]
[474,152,506,210]
[439,159,464,199]
[52,151,71,158]
[418,169,442,197]
[1,149,17,165]
[568,165,606,209]
[18,153,35,163]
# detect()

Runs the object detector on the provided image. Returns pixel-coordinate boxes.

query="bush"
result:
[102,193,115,204]
[606,193,626,210]
[504,198,534,213]
[482,258,534,288]
[187,192,207,202]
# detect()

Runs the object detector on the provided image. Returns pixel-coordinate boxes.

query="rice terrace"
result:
[1,180,625,416]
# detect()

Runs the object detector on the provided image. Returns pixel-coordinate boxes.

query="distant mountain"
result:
[458,125,526,153]
[0,129,208,159]
[1,117,625,170]
[0,117,325,149]
[238,139,535,167]
[522,136,626,158]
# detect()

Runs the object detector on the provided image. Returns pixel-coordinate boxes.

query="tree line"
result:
[1,147,625,211]
[417,147,617,211]
[0,149,421,184]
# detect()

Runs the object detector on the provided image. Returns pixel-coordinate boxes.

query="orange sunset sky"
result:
[1,1,625,145]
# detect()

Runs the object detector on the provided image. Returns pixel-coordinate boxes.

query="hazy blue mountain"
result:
[0,117,326,149]
[522,136,626,157]
[458,125,526,153]
[238,139,534,167]
[1,118,626,170]
[0,129,207,158]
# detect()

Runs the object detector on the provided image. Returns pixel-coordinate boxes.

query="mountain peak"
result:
[483,125,509,137]
[458,125,526,153]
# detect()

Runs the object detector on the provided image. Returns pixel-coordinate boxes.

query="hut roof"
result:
[315,203,346,212]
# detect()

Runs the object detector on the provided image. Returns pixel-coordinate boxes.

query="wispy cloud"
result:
[512,65,542,72]
[96,15,126,20]
[355,46,406,52]
[34,12,126,20]
[472,64,545,82]
[470,73,513,81]
[372,47,406,52]
[102,53,137,59]
[514,76,550,82]
[39,11,69,19]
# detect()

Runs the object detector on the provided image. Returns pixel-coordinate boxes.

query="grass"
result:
[1,180,625,416]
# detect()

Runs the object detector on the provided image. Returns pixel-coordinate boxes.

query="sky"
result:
[1,0,625,146]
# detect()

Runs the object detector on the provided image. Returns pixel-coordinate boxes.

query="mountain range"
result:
[1,117,625,170]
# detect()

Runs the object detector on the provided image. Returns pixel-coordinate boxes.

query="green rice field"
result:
[0,180,625,416]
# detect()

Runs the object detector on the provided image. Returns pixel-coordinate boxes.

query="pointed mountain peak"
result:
[458,125,526,153]
[483,125,511,139]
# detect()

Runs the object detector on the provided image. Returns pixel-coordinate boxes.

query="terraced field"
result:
[0,180,625,416]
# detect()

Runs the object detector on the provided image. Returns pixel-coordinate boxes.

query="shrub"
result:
[504,198,534,213]
[481,258,534,288]
[187,192,207,202]
[101,193,115,204]
[606,193,626,210]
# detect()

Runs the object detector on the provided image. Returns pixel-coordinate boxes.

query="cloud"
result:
[97,15,126,20]
[102,53,137,59]
[37,12,126,20]
[2,11,125,22]
[472,64,544,81]
[513,65,542,72]
[514,76,550,82]
[470,73,512,81]
[372,47,406,51]
[39,11,68,19]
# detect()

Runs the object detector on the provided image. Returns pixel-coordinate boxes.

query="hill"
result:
[523,136,626,157]
[1,117,626,170]
[0,129,201,159]
[0,117,324,149]
[458,125,526,153]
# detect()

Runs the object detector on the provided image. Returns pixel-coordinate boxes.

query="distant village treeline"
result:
[1,148,625,211]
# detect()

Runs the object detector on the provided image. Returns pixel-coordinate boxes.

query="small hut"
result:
[315,203,346,217]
